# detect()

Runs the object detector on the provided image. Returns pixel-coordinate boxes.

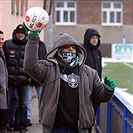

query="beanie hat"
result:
[14,24,26,34]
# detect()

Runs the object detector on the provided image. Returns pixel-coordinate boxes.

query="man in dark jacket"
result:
[0,30,8,133]
[3,24,30,133]
[82,28,102,132]
[83,28,102,79]
[23,24,116,133]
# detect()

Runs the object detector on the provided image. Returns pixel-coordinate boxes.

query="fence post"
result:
[123,108,128,133]
[106,102,111,133]
[96,106,100,133]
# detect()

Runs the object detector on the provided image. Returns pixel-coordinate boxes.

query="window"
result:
[102,2,123,26]
[55,1,77,25]
[11,0,27,16]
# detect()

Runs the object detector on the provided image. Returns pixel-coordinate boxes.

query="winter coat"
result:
[82,28,102,79]
[3,34,30,86]
[0,48,8,109]
[24,33,114,133]
[30,40,47,86]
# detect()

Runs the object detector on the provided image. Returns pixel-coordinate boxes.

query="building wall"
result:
[0,0,45,40]
[52,0,133,45]
[123,1,132,24]
[77,1,101,24]
[1,0,132,47]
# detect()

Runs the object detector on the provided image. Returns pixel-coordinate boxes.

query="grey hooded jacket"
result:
[0,48,8,109]
[24,33,114,133]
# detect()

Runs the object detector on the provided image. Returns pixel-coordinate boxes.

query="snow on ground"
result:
[115,88,133,110]
[102,57,133,107]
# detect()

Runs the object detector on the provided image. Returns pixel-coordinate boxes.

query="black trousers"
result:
[0,109,8,129]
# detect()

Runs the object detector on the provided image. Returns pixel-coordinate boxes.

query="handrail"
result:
[96,90,133,133]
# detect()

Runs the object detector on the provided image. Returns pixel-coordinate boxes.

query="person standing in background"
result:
[3,24,30,133]
[27,37,47,126]
[0,30,9,133]
[83,28,102,80]
[82,28,102,132]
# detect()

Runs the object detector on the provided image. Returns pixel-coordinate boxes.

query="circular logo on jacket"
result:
[68,73,79,88]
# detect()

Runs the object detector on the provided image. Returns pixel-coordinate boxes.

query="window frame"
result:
[55,1,77,26]
[101,1,123,26]
[11,0,27,16]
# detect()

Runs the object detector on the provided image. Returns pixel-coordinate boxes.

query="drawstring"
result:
[46,66,66,85]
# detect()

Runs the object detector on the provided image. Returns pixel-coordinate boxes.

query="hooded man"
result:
[24,29,116,133]
[82,28,102,132]
[83,28,102,79]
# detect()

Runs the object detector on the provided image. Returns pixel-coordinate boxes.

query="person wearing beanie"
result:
[23,26,116,133]
[3,24,30,133]
[14,24,26,34]
[82,28,102,132]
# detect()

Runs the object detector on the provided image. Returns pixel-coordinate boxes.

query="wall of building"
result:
[0,0,132,46]
[52,0,133,45]
[0,0,45,41]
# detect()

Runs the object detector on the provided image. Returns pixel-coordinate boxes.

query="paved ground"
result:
[27,96,42,133]
[9,93,96,133]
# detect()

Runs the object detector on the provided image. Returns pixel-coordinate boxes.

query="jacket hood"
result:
[84,28,101,49]
[46,33,86,66]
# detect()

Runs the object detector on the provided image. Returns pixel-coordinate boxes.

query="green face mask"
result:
[61,52,79,67]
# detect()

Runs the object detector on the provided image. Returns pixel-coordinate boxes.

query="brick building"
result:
[52,0,132,44]
[0,0,132,54]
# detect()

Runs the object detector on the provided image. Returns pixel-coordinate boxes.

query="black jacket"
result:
[3,34,30,86]
[30,40,47,86]
[82,28,102,113]
[82,28,102,79]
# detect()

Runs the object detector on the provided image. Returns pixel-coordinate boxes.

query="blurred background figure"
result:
[82,28,102,132]
[0,30,9,133]
[3,24,30,133]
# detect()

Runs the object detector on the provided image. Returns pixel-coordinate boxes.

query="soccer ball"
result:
[24,7,49,31]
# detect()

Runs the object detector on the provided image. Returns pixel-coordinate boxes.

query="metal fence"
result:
[96,91,133,133]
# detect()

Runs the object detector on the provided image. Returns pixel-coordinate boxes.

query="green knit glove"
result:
[22,22,40,37]
[104,76,116,92]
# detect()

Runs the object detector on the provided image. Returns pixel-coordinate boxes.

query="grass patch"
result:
[102,62,133,94]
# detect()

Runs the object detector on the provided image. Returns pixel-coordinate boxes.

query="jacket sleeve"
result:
[83,66,114,102]
[23,35,47,85]
[92,69,114,102]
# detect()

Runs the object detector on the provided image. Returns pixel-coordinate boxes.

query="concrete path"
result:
[27,96,42,133]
